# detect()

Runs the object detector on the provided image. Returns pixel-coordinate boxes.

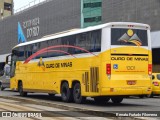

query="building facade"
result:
[81,0,102,28]
[0,0,13,19]
[0,0,159,69]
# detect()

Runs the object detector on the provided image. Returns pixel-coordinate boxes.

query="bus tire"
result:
[94,97,110,104]
[139,95,145,98]
[18,82,27,97]
[146,92,153,98]
[0,82,4,91]
[73,82,85,104]
[111,97,123,104]
[48,93,55,97]
[61,82,73,102]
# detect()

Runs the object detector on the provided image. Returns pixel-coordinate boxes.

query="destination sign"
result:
[111,57,148,61]
[46,62,72,68]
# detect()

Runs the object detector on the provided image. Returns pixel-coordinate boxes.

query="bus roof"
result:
[14,22,150,49]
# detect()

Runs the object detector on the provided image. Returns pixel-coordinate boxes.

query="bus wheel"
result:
[18,82,27,97]
[146,93,153,98]
[48,93,55,97]
[94,97,110,104]
[139,95,145,98]
[61,82,73,102]
[73,83,85,104]
[0,82,4,91]
[111,97,123,104]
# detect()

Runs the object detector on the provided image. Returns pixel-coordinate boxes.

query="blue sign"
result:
[113,64,118,69]
[18,22,26,43]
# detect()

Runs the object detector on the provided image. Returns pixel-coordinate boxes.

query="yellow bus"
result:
[10,22,152,104]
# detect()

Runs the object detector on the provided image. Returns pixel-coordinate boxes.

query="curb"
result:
[0,95,148,120]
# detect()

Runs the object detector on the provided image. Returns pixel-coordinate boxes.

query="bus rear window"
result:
[111,28,148,46]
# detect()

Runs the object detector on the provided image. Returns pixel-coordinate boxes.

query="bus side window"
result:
[36,41,48,58]
[28,45,33,58]
[91,30,101,52]
[18,46,25,61]
[10,55,17,78]
[152,75,155,80]
[10,49,18,78]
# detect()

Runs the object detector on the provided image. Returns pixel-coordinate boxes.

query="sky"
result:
[14,0,33,10]
[14,0,46,11]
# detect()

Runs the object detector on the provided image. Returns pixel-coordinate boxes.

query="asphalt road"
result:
[1,89,160,111]
[0,89,160,120]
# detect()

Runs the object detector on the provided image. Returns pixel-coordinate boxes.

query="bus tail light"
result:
[153,82,159,86]
[148,64,152,75]
[106,64,111,75]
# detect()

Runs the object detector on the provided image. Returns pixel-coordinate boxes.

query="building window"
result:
[4,2,12,11]
[84,2,102,8]
[84,16,102,23]
[81,0,102,28]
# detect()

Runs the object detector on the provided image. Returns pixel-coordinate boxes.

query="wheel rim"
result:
[19,83,23,94]
[62,86,67,98]
[74,86,81,100]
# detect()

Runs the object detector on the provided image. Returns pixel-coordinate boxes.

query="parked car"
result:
[148,73,160,97]
[0,64,10,91]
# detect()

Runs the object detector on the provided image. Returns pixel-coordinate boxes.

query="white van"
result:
[0,55,11,91]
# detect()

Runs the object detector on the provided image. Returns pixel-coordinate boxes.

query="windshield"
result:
[111,28,148,46]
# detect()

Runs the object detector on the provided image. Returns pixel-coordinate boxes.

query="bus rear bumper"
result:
[152,90,160,95]
[101,87,152,96]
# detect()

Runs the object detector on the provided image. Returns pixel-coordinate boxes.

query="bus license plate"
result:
[127,80,136,85]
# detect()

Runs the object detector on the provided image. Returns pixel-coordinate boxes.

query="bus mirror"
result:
[6,54,11,65]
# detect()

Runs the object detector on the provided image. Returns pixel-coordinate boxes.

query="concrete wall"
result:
[0,0,81,55]
[102,0,160,31]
